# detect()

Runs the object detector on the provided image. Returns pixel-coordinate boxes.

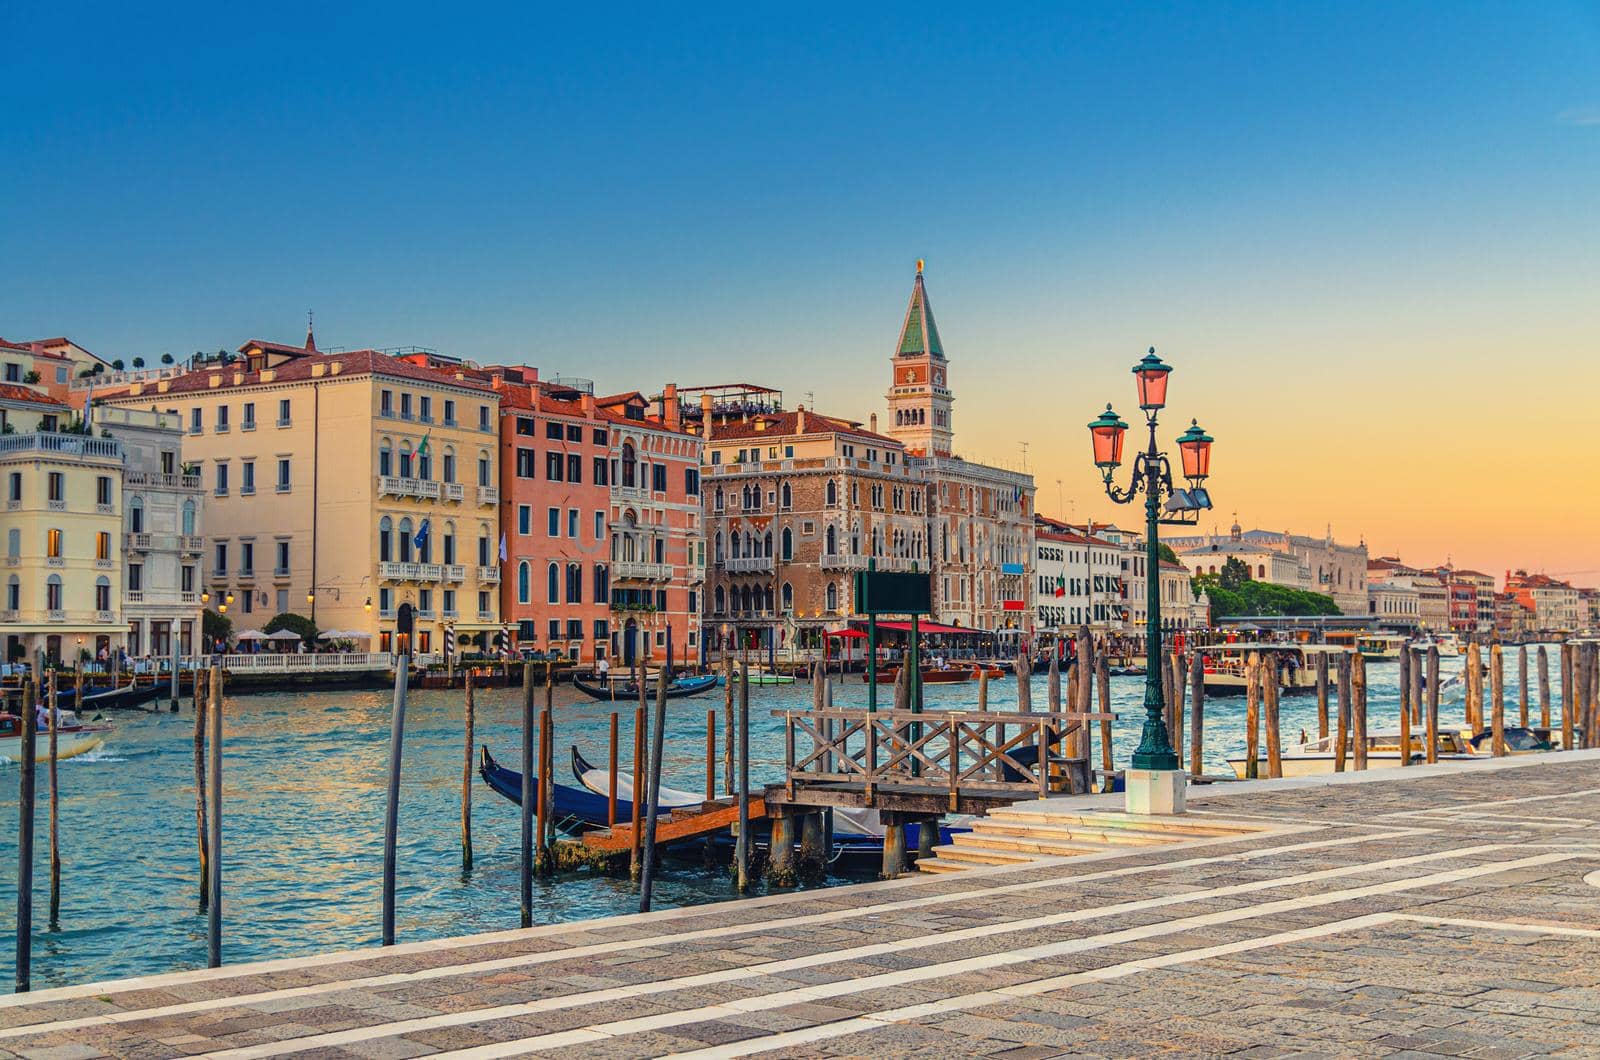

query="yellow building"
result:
[2,387,126,665]
[98,333,502,653]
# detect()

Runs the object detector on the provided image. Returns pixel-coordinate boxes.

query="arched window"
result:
[45,573,63,611]
[825,480,837,507]
[763,585,774,612]
[763,532,772,557]
[714,585,725,613]
[442,446,456,483]
[547,562,559,604]
[379,440,393,477]
[781,582,793,611]
[477,452,491,486]
[417,446,432,481]
[593,564,609,603]
[129,496,144,534]
[714,486,723,511]
[825,582,838,612]
[781,482,791,509]
[730,533,741,559]
[399,441,414,479]
[5,574,19,611]
[398,517,414,562]
[621,442,637,487]
[442,520,456,565]
[517,561,531,603]
[566,563,582,604]
[94,575,111,611]
[714,531,724,563]
[1258,564,1266,578]
[826,525,837,555]
[5,528,18,559]
[182,499,196,536]
[379,516,393,563]
[781,527,792,561]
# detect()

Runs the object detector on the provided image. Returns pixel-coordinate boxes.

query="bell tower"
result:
[885,260,954,457]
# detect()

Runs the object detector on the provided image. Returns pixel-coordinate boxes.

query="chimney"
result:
[869,413,877,434]
[580,392,595,415]
[663,383,680,431]
[797,405,806,434]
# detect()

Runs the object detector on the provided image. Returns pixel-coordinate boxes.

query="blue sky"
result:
[4,2,1598,572]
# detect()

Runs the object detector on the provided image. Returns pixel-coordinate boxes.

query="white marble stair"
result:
[917,808,1259,873]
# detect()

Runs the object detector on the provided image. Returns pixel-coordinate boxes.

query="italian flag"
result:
[1054,575,1066,598]
[417,431,432,456]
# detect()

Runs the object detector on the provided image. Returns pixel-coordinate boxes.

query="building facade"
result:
[1166,524,1366,612]
[96,405,205,659]
[1033,518,1123,632]
[2,387,125,664]
[1504,570,1582,633]
[99,333,503,653]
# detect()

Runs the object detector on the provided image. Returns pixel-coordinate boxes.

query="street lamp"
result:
[1088,347,1214,780]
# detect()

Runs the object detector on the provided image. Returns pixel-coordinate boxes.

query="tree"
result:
[1218,557,1252,590]
[111,358,125,371]
[1157,543,1180,565]
[264,611,319,648]
[22,370,40,384]
[132,356,145,368]
[202,608,233,646]
[1191,574,1340,619]
[161,353,174,365]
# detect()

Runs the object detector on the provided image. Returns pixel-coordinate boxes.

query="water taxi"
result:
[0,711,112,764]
[1199,643,1350,696]
[731,661,796,685]
[1356,633,1407,661]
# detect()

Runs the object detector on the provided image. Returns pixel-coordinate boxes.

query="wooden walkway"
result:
[3,750,1599,1058]
[578,797,766,853]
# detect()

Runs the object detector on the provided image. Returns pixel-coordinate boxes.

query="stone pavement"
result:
[2,751,1598,1058]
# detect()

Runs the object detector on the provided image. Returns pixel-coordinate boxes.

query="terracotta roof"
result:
[708,410,898,445]
[1037,529,1118,548]
[0,338,33,352]
[0,384,68,407]
[98,349,497,399]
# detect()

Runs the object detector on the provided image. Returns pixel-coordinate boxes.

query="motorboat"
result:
[0,711,112,764]
[862,663,975,684]
[1227,729,1474,778]
[1356,634,1407,661]
[731,661,795,685]
[1199,643,1349,696]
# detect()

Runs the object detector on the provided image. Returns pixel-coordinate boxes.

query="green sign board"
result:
[853,570,932,616]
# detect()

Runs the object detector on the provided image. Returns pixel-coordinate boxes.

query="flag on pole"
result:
[498,533,508,562]
[412,518,431,549]
[1054,574,1066,598]
[417,431,432,456]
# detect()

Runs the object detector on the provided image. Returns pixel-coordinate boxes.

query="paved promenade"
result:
[3,751,1599,1058]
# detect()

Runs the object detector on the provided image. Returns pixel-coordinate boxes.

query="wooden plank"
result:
[583,797,767,852]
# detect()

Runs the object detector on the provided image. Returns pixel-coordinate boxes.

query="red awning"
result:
[823,628,868,640]
[859,619,981,636]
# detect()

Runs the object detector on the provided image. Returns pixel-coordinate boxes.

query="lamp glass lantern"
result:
[1132,347,1172,411]
[1087,405,1129,470]
[1176,420,1214,482]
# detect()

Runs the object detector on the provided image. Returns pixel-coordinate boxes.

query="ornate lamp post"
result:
[1089,348,1214,788]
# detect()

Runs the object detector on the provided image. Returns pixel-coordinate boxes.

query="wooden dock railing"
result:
[777,708,1115,810]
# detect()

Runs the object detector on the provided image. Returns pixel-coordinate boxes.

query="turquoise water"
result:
[0,652,1532,990]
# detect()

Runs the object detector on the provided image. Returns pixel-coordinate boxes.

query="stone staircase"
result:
[917,808,1260,873]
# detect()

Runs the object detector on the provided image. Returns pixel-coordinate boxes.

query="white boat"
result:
[0,712,111,764]
[1356,634,1407,661]
[731,661,795,685]
[1199,643,1350,696]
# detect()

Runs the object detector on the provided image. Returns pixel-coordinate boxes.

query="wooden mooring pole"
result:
[1491,643,1506,757]
[722,650,734,797]
[206,664,222,966]
[608,712,619,827]
[519,660,535,926]
[1315,650,1329,740]
[639,666,669,911]
[461,674,474,872]
[1518,645,1530,729]
[704,709,716,802]
[47,671,60,928]
[735,665,751,893]
[1334,653,1350,773]
[1096,654,1112,792]
[1466,639,1483,734]
[1351,654,1368,771]
[1263,655,1282,779]
[1399,646,1412,737]
[1397,651,1411,767]
[193,670,209,911]
[540,662,554,872]
[1560,643,1573,751]
[1537,645,1551,731]
[1425,646,1441,764]
[1244,652,1260,780]
[630,703,644,880]
[15,677,37,992]
[1189,652,1204,779]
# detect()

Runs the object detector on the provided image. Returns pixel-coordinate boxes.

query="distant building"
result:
[1174,521,1306,591]
[1157,559,1205,631]
[1504,570,1581,633]
[1368,580,1420,630]
[1033,516,1122,632]
[1167,523,1366,613]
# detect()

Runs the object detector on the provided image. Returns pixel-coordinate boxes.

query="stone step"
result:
[924,843,1035,866]
[915,858,969,874]
[967,821,1180,847]
[984,810,1253,838]
[947,833,1106,859]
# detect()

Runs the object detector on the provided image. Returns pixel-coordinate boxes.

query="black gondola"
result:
[570,673,718,701]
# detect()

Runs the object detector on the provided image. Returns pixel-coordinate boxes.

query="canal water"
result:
[0,652,1536,990]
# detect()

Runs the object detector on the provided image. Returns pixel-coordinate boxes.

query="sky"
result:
[3,2,1597,582]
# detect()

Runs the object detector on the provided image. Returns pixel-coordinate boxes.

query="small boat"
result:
[732,662,795,685]
[81,683,165,711]
[478,747,630,833]
[862,664,974,685]
[571,673,718,701]
[1460,727,1556,755]
[1227,729,1474,778]
[0,712,112,764]
[1356,634,1406,661]
[1199,644,1350,696]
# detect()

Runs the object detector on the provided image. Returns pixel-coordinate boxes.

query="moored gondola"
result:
[570,673,717,701]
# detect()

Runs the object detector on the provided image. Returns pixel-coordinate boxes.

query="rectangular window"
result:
[592,428,608,445]
[96,476,112,505]
[242,402,255,429]
[478,590,490,615]
[514,417,535,436]
[652,464,667,492]
[684,468,699,495]
[443,589,455,614]
[515,448,536,478]
[593,619,608,640]
[46,528,62,558]
[592,457,608,486]
[240,541,254,575]
[7,472,20,501]
[567,508,578,538]
[545,451,563,481]
[380,390,393,416]
[48,472,64,502]
[443,399,456,426]
[566,618,582,639]
[548,618,561,641]
[546,421,563,440]
[242,591,253,614]
[276,540,290,574]
[277,398,291,426]
[478,536,490,566]
[710,450,721,465]
[518,505,531,535]
[96,531,110,560]
[419,396,432,423]
[594,510,605,540]
[216,405,230,432]
[181,566,194,593]
[566,453,581,482]
[547,507,560,537]
[128,564,143,591]
[276,459,291,492]
[400,393,413,420]
[565,424,581,442]
[215,542,228,576]
[241,461,255,495]
[214,462,229,495]
[190,408,203,434]
[478,405,490,431]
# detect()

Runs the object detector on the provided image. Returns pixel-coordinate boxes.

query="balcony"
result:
[476,486,499,506]
[4,556,18,567]
[611,484,650,503]
[378,476,442,500]
[182,535,204,553]
[181,592,199,604]
[443,483,465,502]
[48,499,66,512]
[477,566,501,584]
[443,564,466,583]
[96,610,114,623]
[613,561,672,582]
[0,433,123,460]
[378,561,444,583]
[45,556,64,568]
[95,503,115,515]
[725,555,774,574]
[95,558,115,569]
[379,607,397,620]
[125,590,145,603]
[443,608,460,620]
[819,553,869,571]
[237,569,255,582]
[0,610,17,623]
[274,566,291,578]
[48,609,66,622]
